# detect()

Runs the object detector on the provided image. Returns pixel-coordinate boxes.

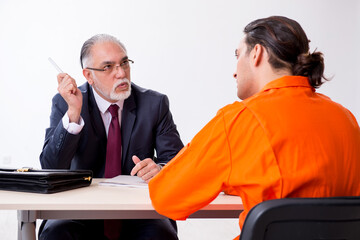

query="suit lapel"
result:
[86,85,107,141]
[121,89,136,166]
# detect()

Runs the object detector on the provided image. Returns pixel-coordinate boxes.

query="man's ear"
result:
[251,44,264,67]
[83,69,94,85]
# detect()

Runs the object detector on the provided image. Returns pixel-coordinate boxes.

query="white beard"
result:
[110,78,131,101]
[94,78,131,102]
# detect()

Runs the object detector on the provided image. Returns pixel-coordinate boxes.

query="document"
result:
[99,175,148,188]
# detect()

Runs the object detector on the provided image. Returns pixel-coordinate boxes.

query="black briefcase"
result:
[0,168,93,194]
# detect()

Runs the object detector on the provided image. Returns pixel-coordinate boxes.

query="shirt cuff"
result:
[62,113,85,135]
[157,163,166,170]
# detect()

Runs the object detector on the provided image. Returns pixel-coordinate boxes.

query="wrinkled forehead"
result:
[90,41,127,64]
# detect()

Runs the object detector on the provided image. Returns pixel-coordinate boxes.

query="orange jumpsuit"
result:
[149,76,360,240]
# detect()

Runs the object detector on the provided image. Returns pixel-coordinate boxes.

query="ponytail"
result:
[293,51,328,88]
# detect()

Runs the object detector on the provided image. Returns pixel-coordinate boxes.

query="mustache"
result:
[113,78,130,90]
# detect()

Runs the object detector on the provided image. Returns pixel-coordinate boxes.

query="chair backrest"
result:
[239,197,360,240]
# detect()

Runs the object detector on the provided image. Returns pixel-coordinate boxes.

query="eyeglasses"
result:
[86,59,134,73]
[235,49,239,58]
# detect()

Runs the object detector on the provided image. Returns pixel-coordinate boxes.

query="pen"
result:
[48,57,76,94]
[48,57,64,73]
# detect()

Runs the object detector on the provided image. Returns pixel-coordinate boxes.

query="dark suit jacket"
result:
[40,82,184,177]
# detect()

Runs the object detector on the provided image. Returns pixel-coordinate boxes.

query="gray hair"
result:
[80,34,127,69]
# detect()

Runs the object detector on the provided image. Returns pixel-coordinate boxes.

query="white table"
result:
[0,179,243,240]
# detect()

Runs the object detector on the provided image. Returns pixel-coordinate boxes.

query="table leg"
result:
[17,210,36,240]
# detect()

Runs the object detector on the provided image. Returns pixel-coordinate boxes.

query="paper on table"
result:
[99,175,148,188]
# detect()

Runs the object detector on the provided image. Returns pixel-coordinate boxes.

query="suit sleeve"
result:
[154,95,184,164]
[39,94,82,169]
[149,109,231,220]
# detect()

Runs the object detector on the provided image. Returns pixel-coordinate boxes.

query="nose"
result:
[115,65,126,78]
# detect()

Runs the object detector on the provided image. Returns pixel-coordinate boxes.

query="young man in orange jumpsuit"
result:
[148,16,360,240]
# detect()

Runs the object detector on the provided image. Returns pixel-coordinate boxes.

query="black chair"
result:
[239,197,360,240]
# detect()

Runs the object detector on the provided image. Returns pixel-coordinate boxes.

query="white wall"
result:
[0,0,359,239]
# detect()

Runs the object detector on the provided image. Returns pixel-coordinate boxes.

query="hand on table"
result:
[130,155,162,183]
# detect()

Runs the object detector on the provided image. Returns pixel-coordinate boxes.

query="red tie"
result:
[105,104,122,178]
[104,104,122,239]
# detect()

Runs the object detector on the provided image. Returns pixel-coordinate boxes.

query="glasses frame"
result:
[86,59,134,72]
[235,49,239,58]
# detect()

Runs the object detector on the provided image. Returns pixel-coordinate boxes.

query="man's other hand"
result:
[130,155,162,183]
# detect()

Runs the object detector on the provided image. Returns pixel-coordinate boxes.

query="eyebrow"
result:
[100,56,129,66]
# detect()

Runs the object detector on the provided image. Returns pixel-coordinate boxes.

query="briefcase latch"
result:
[83,176,92,181]
[17,168,30,172]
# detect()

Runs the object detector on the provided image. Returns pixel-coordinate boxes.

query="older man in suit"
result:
[39,34,183,240]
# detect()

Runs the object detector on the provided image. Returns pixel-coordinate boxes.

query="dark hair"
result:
[80,34,127,69]
[244,16,328,88]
